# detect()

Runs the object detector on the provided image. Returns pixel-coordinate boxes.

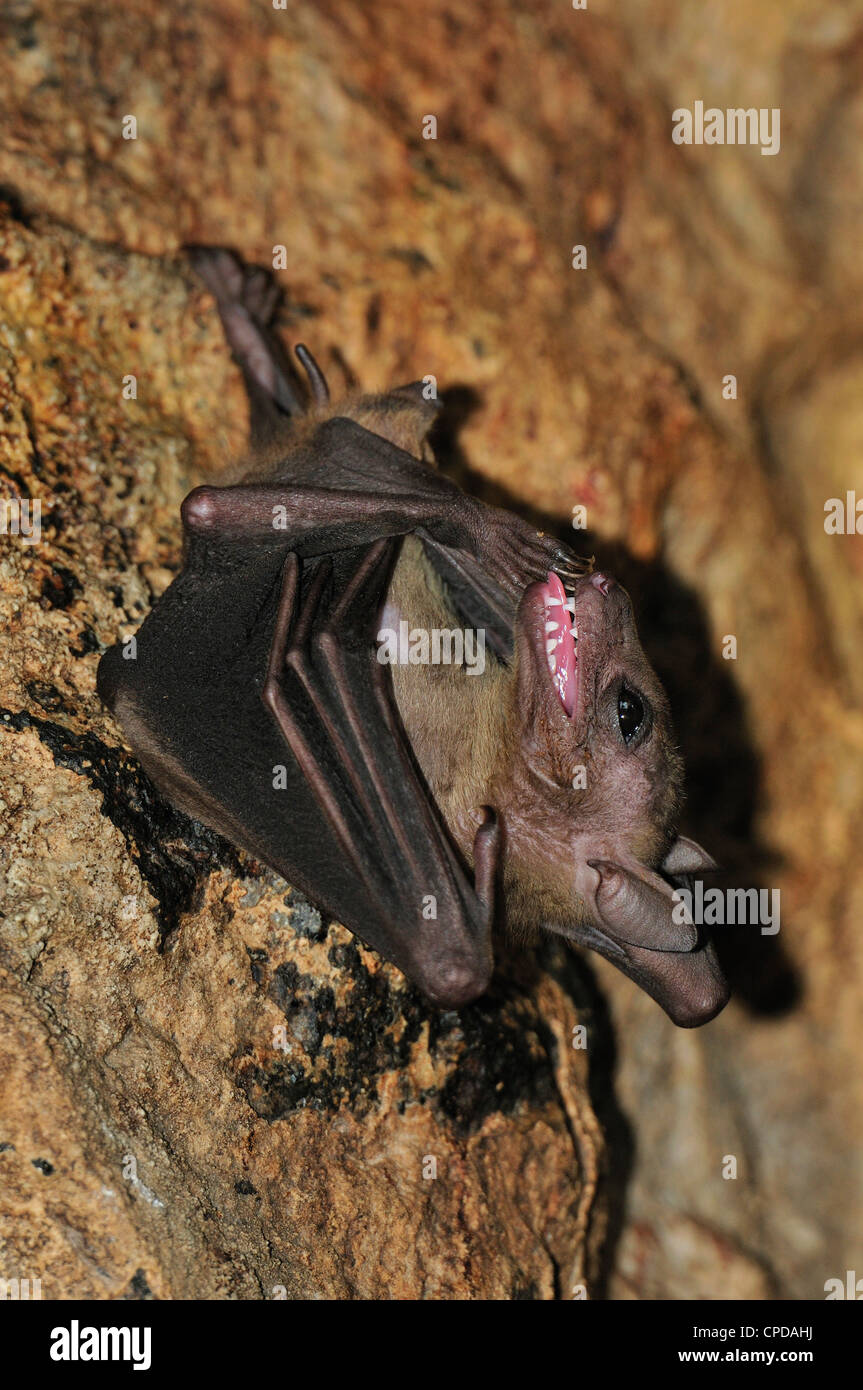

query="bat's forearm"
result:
[181,480,476,556]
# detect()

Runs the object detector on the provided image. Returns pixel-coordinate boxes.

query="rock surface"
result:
[1,0,861,1299]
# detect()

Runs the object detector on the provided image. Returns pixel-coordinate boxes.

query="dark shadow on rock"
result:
[0,708,242,942]
[602,542,801,1020]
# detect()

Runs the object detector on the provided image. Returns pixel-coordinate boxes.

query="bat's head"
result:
[496,569,729,1027]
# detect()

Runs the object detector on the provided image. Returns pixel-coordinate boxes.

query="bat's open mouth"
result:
[538,571,578,718]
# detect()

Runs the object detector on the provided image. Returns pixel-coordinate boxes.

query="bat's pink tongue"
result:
[540,571,577,718]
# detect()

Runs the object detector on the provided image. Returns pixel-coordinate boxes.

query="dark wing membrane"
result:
[260,540,498,1004]
[99,521,497,1006]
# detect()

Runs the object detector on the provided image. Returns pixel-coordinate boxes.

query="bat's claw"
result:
[473,507,590,603]
[553,545,593,582]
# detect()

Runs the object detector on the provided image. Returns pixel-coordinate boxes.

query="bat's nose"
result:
[590,572,616,595]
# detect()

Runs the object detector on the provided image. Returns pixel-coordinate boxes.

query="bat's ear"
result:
[362,382,443,460]
[577,852,730,1026]
[392,380,444,412]
[661,835,718,876]
[586,858,697,952]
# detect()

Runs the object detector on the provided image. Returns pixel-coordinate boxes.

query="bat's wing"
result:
[99,523,499,1007]
[260,540,499,1005]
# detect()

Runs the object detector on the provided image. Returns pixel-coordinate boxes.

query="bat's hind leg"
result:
[187,245,308,432]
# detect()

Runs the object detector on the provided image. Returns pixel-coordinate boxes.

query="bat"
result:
[97,248,729,1026]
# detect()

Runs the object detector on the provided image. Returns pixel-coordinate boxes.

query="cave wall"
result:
[1,0,861,1299]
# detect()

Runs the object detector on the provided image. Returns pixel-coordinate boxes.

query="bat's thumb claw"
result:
[473,807,500,916]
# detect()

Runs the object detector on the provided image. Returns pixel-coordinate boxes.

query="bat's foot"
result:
[187,246,280,328]
[188,245,244,302]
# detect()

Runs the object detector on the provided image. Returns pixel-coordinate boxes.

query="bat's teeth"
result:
[545,620,560,634]
[546,637,559,657]
[562,592,578,639]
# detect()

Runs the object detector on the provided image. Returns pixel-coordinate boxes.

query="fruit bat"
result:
[97,248,729,1027]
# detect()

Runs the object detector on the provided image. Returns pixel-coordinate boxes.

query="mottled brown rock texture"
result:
[1,0,861,1299]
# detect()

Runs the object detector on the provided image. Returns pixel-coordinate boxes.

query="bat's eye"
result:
[618,685,645,744]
